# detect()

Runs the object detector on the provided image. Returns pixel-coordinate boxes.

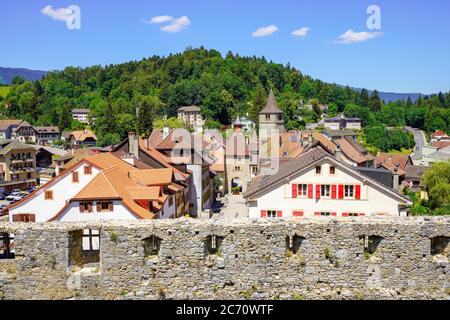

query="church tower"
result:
[258,89,285,141]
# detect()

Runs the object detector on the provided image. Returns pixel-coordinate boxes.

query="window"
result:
[278,114,283,121]
[80,202,93,213]
[286,235,305,255]
[82,229,100,252]
[315,166,322,175]
[347,213,359,217]
[12,214,36,223]
[84,166,92,175]
[430,237,450,257]
[0,232,15,259]
[320,212,331,217]
[297,184,308,197]
[265,114,270,121]
[267,210,277,218]
[143,236,162,257]
[97,202,113,212]
[45,190,53,200]
[72,172,79,183]
[360,235,383,255]
[234,166,241,172]
[330,166,336,175]
[345,185,355,198]
[205,235,224,255]
[321,185,331,197]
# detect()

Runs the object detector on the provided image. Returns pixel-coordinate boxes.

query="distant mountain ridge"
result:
[0,67,47,85]
[350,87,423,103]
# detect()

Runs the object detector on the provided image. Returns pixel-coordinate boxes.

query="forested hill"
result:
[0,67,47,85]
[0,47,449,147]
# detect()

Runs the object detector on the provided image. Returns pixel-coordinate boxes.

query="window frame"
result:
[297,184,308,197]
[72,171,79,183]
[344,185,355,199]
[315,166,322,175]
[267,210,277,218]
[321,185,331,198]
[329,166,336,175]
[84,165,93,175]
[45,190,53,200]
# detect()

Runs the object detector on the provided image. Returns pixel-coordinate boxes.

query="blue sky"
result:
[1,0,450,94]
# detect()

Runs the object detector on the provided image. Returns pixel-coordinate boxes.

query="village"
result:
[0,89,447,232]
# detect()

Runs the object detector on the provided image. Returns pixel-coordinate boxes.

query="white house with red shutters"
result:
[244,144,412,218]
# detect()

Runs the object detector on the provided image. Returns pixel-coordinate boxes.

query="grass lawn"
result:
[0,86,10,97]
[388,148,413,155]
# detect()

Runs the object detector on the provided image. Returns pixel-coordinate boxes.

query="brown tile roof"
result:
[335,138,374,165]
[432,141,450,150]
[72,168,121,201]
[70,130,97,142]
[374,153,411,175]
[35,126,60,134]
[127,186,161,201]
[312,132,336,152]
[129,168,173,186]
[431,130,447,138]
[259,89,284,114]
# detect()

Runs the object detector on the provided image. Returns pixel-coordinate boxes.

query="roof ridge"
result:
[99,168,121,198]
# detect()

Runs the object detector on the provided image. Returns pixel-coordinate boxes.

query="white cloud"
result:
[292,27,310,38]
[41,5,71,22]
[252,25,279,37]
[336,29,383,44]
[147,15,174,24]
[160,16,191,33]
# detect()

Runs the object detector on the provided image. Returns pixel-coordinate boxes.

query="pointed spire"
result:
[259,89,283,114]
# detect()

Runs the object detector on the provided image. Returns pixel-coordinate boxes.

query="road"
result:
[411,129,427,160]
[218,195,248,218]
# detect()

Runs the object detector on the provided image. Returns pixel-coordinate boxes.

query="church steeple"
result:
[258,89,285,140]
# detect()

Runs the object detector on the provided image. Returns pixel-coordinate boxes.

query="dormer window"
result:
[315,166,322,175]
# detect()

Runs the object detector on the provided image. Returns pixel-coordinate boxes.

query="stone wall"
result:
[0,217,449,300]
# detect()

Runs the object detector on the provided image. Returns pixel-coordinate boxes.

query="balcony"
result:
[0,178,37,187]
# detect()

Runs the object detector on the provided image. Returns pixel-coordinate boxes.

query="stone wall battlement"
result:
[0,217,449,300]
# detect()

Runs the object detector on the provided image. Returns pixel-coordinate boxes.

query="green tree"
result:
[137,96,162,136]
[422,161,450,210]
[369,90,383,112]
[249,83,266,125]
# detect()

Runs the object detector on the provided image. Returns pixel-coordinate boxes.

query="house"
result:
[12,121,37,143]
[374,153,412,191]
[234,114,256,133]
[34,126,61,145]
[72,109,94,124]
[404,165,429,192]
[0,140,38,193]
[147,129,213,215]
[431,141,450,150]
[324,114,362,131]
[6,152,186,222]
[177,106,204,131]
[0,120,23,140]
[324,129,359,141]
[312,133,374,168]
[69,130,97,148]
[112,132,191,217]
[411,145,450,167]
[244,144,412,219]
[430,130,449,143]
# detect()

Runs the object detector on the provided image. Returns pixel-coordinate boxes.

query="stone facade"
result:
[0,217,449,300]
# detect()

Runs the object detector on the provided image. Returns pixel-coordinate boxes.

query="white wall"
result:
[187,164,202,215]
[160,195,176,219]
[324,123,340,131]
[9,162,101,222]
[56,200,138,222]
[248,161,407,219]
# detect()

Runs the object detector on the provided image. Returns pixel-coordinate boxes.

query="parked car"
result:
[0,201,11,210]
[6,193,23,202]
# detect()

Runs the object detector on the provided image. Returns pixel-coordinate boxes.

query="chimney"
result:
[128,132,139,160]
[163,126,170,140]
[308,134,313,146]
[335,144,342,161]
[393,163,400,191]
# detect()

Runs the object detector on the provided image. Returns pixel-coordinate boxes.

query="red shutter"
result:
[316,185,321,199]
[308,184,313,198]
[342,212,348,217]
[338,185,344,199]
[12,214,18,222]
[261,210,267,218]
[292,184,298,198]
[355,185,361,200]
[314,212,321,216]
[331,212,337,217]
[359,213,365,217]
[277,211,283,218]
[293,211,304,217]
[331,185,337,199]
[30,214,36,222]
